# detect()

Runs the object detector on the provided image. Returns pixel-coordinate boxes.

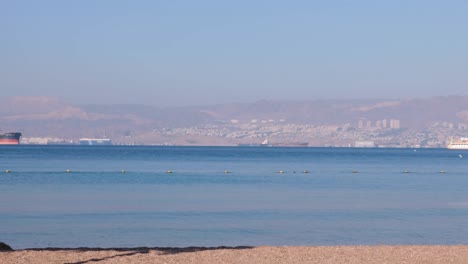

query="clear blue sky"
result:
[1,1,467,106]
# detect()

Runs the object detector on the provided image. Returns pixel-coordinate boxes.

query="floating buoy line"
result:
[1,169,451,174]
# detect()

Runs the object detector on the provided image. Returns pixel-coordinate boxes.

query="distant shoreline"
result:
[2,144,459,149]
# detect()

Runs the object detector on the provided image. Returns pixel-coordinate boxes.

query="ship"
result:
[0,132,22,145]
[238,139,308,147]
[260,139,273,147]
[79,138,112,145]
[272,142,309,147]
[447,138,468,150]
[238,139,273,147]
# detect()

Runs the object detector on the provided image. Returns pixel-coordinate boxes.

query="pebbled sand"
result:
[2,245,468,264]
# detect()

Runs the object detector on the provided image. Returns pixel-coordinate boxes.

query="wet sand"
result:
[2,245,468,264]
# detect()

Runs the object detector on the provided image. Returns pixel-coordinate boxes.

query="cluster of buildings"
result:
[15,117,468,148]
[20,137,112,145]
[147,118,468,148]
[357,119,401,129]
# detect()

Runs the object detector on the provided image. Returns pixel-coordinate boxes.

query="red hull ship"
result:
[0,132,22,145]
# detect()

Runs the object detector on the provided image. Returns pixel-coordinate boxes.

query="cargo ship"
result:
[447,138,468,150]
[0,132,22,145]
[239,139,308,147]
[79,138,112,145]
[273,142,309,147]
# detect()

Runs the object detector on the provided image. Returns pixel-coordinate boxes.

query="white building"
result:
[355,141,375,148]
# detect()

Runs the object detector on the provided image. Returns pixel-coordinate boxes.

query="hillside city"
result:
[143,119,464,148]
[20,118,467,148]
[5,96,468,148]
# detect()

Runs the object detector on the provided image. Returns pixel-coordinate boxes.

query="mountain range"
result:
[1,96,468,145]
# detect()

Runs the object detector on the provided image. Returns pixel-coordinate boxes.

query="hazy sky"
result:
[1,1,467,106]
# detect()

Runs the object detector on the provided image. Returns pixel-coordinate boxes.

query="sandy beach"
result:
[2,245,468,264]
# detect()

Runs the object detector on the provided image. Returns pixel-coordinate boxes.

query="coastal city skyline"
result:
[1,95,467,148]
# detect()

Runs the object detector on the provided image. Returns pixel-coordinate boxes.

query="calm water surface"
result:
[1,146,468,248]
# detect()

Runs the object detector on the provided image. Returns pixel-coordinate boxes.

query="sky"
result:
[1,1,467,106]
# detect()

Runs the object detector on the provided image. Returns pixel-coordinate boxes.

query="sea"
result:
[1,146,468,249]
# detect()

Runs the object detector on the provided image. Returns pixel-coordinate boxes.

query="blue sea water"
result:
[1,146,468,249]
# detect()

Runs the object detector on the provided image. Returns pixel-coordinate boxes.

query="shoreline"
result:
[3,245,468,264]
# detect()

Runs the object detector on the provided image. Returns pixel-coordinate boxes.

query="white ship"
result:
[79,138,112,145]
[238,139,273,147]
[447,138,468,150]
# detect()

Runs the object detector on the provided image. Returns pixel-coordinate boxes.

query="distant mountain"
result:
[193,96,468,128]
[1,96,468,144]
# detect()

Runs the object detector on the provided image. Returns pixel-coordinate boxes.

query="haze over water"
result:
[1,146,468,249]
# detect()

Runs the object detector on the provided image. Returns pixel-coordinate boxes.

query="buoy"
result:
[66,170,71,173]
[166,170,173,174]
[303,170,309,173]
[279,170,284,174]
[5,170,11,173]
[224,170,230,174]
